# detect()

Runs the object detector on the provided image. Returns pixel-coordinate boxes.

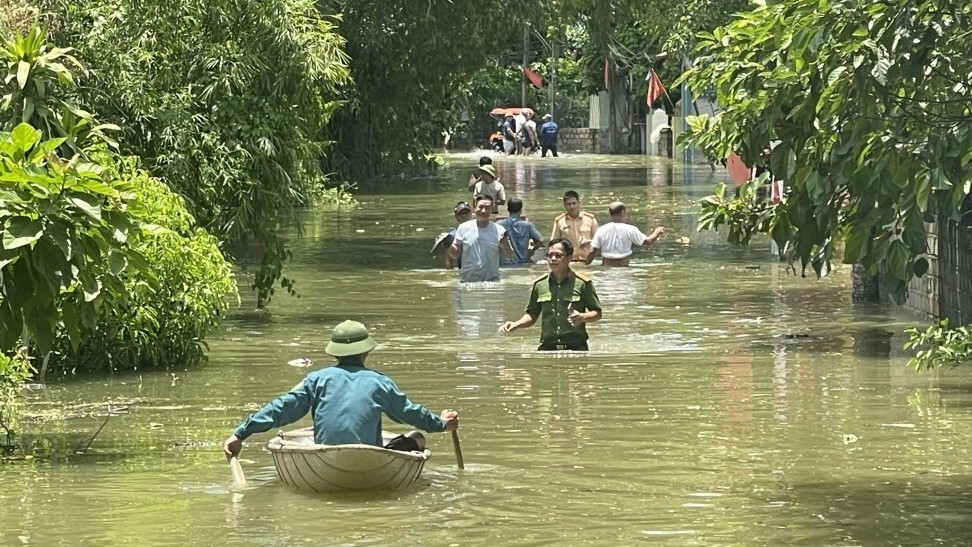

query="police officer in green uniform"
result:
[500,238,602,350]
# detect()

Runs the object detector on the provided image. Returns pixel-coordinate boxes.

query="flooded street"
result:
[4,153,972,546]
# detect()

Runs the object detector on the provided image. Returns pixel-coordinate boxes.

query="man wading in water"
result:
[499,238,602,351]
[585,201,665,267]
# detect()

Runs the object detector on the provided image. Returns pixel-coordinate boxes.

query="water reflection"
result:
[452,284,506,340]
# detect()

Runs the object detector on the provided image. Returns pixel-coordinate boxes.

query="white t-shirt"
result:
[454,220,507,283]
[473,180,506,213]
[590,222,648,259]
[524,119,537,139]
[513,113,526,133]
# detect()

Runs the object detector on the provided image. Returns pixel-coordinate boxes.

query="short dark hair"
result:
[608,203,626,216]
[479,156,492,166]
[473,193,493,205]
[548,238,574,256]
[507,198,523,215]
[563,190,580,202]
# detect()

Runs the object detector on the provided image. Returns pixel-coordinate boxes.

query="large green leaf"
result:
[2,216,44,249]
[79,271,102,302]
[107,250,128,276]
[16,60,30,89]
[68,195,102,220]
[9,123,41,153]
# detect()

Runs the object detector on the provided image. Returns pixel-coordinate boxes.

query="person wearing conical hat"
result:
[223,320,459,459]
[468,163,506,215]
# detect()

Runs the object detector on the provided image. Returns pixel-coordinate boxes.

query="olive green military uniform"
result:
[525,270,602,350]
[550,211,598,261]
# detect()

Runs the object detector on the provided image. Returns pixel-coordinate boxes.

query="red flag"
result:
[603,58,610,90]
[646,68,666,108]
[522,65,543,89]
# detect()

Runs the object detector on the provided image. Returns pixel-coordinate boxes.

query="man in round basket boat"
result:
[223,320,459,460]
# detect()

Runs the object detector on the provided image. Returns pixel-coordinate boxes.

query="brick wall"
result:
[558,128,599,153]
[891,217,972,323]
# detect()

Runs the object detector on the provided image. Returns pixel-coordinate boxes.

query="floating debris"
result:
[287,358,314,368]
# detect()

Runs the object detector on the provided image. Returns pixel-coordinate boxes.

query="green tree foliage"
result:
[0,123,145,357]
[42,0,351,307]
[1,26,235,388]
[682,0,972,305]
[319,0,541,179]
[1,25,119,153]
[545,0,751,112]
[47,155,238,375]
[905,320,972,370]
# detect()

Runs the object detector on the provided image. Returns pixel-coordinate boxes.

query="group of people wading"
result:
[450,156,666,351]
[223,160,664,464]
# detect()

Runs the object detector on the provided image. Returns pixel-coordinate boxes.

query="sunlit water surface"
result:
[4,153,972,546]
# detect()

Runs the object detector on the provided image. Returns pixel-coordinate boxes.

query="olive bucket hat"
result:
[478,164,496,178]
[325,320,378,357]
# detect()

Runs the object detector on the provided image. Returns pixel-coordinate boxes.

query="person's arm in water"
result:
[584,246,600,265]
[500,312,538,333]
[500,284,541,333]
[641,226,665,245]
[500,234,513,260]
[585,229,603,265]
[448,240,463,260]
[223,379,313,460]
[529,223,544,251]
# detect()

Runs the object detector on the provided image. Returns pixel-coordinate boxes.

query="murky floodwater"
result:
[4,153,972,546]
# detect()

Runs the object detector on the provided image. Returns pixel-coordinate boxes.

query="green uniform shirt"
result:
[525,270,602,346]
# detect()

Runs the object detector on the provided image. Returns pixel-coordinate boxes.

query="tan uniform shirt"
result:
[550,211,598,261]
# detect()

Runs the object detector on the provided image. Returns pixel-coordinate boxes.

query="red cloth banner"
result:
[522,65,543,89]
[646,67,666,108]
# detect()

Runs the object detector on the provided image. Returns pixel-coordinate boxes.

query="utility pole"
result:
[549,42,558,117]
[680,57,693,163]
[522,24,529,106]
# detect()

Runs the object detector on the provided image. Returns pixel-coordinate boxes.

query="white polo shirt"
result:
[590,222,648,259]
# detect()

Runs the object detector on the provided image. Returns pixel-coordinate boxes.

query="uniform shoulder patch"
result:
[573,270,593,282]
[532,273,550,284]
[581,211,597,219]
[553,212,567,222]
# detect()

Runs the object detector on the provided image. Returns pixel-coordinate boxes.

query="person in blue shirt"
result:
[497,197,544,265]
[223,320,459,458]
[539,113,559,158]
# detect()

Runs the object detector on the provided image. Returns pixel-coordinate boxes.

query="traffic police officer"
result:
[550,190,599,262]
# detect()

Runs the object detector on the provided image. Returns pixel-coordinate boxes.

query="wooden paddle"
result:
[229,455,247,487]
[451,430,464,470]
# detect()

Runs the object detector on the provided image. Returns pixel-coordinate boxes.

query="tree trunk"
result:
[851,263,880,303]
